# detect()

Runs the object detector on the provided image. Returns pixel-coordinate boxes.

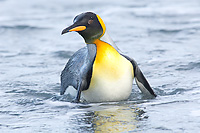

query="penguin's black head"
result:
[62,12,106,44]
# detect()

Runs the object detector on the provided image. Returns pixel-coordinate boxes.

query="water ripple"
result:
[176,62,200,71]
[16,98,44,106]
[0,25,49,31]
[52,50,74,59]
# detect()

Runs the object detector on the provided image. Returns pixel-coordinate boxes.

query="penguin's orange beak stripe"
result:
[69,26,86,32]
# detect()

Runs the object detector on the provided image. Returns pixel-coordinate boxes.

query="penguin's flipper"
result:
[134,64,157,97]
[60,47,87,95]
[60,45,96,102]
[121,54,156,97]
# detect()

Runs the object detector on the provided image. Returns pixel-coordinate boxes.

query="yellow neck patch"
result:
[91,39,133,82]
[96,14,106,37]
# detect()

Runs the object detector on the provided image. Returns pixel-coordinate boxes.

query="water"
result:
[1,0,200,132]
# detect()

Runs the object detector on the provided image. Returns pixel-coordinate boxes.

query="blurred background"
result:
[0,0,200,132]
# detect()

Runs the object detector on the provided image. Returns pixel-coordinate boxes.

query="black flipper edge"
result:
[121,54,156,97]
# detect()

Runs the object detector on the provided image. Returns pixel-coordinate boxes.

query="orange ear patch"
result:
[96,14,106,37]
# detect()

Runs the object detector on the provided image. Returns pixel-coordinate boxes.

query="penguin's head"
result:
[61,12,106,44]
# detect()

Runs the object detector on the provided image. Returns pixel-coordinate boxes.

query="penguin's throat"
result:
[93,39,119,63]
[92,39,123,80]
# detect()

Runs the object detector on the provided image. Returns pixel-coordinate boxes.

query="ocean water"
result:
[1,0,200,132]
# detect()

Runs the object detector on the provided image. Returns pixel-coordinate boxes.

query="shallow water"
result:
[1,0,200,132]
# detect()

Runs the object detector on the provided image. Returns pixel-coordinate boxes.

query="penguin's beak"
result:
[61,23,86,35]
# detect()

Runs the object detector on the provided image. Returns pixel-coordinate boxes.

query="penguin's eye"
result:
[88,19,93,25]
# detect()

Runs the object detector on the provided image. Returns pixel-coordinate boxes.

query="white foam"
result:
[191,110,200,117]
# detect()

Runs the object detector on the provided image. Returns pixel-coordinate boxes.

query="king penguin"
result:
[60,12,156,103]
